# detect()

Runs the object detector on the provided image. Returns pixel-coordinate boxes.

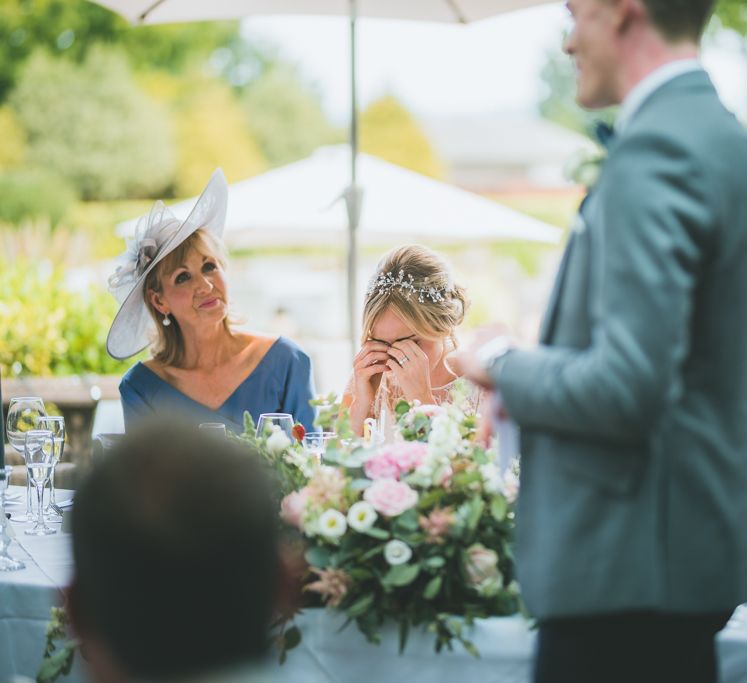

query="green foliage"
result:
[361,96,445,179]
[0,106,26,170]
[10,46,175,200]
[241,64,341,167]
[0,258,134,377]
[169,76,267,196]
[0,168,76,226]
[38,606,77,683]
[713,0,747,34]
[0,0,240,102]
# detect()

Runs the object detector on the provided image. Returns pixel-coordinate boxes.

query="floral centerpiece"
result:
[241,385,521,657]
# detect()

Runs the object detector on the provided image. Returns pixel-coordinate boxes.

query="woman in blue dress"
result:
[106,169,316,433]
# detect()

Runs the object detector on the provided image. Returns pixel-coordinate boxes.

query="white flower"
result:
[503,469,519,504]
[319,509,348,539]
[479,463,502,495]
[283,448,315,478]
[266,426,292,454]
[347,501,378,532]
[384,539,413,566]
[427,414,464,459]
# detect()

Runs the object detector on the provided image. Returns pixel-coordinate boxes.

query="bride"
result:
[344,244,482,437]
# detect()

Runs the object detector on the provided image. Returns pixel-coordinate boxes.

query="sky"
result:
[241,3,747,124]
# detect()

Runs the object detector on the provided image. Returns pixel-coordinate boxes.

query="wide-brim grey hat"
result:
[106,169,228,360]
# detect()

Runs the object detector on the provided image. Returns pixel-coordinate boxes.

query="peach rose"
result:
[280,488,310,530]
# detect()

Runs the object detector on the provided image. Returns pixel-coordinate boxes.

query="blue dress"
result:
[119,337,316,434]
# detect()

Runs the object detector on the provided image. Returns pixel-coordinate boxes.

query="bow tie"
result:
[593,121,617,149]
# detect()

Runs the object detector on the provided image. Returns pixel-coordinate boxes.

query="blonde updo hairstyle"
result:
[144,229,230,367]
[362,245,469,355]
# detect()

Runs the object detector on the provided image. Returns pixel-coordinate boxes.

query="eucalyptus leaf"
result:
[384,563,420,587]
[423,575,443,599]
[346,592,375,618]
[305,546,332,568]
[363,526,389,540]
[490,496,507,522]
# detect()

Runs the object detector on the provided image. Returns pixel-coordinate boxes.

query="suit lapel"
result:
[539,196,592,344]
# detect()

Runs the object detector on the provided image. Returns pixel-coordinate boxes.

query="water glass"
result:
[23,430,56,536]
[6,397,46,521]
[36,415,65,519]
[256,413,294,440]
[199,422,227,438]
[0,466,25,571]
[302,431,336,462]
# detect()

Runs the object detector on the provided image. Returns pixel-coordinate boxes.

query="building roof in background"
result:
[423,113,598,168]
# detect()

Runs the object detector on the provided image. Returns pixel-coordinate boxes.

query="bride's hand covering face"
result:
[345,244,470,436]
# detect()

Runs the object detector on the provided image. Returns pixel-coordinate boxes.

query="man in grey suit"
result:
[456,0,747,681]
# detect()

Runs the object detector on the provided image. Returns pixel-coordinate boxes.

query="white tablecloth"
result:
[1,485,746,683]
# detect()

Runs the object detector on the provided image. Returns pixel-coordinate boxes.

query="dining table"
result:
[1,485,746,683]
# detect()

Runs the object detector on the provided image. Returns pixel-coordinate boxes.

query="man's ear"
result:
[615,0,647,33]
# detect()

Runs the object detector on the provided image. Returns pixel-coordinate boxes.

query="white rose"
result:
[319,509,347,539]
[347,501,378,532]
[266,426,292,454]
[384,539,412,566]
[480,463,502,495]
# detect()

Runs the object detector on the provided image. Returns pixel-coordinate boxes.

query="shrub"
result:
[0,259,137,377]
[0,169,76,226]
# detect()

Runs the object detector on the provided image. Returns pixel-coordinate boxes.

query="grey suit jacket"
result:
[496,71,747,619]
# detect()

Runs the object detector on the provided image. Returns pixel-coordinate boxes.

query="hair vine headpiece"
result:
[366,269,453,304]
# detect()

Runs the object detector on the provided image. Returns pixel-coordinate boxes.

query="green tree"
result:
[10,46,175,200]
[0,0,240,102]
[0,106,26,170]
[241,64,340,167]
[714,0,747,34]
[169,76,267,196]
[360,96,444,178]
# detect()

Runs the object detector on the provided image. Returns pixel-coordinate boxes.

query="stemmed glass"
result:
[36,416,65,520]
[302,431,336,462]
[0,466,25,571]
[256,413,294,440]
[6,397,47,521]
[199,422,227,438]
[24,430,56,536]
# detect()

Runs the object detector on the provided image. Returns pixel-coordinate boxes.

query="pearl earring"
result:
[162,314,171,327]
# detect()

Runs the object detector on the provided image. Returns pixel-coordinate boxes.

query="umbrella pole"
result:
[346,0,361,359]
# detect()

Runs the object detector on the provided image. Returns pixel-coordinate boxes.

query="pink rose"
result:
[389,442,428,473]
[364,442,428,480]
[280,488,310,529]
[364,453,401,480]
[363,479,418,517]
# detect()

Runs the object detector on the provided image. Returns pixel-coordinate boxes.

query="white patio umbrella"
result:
[89,0,557,345]
[117,146,561,248]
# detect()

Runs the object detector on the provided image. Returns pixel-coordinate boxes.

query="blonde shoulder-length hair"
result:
[143,229,230,368]
[361,245,469,351]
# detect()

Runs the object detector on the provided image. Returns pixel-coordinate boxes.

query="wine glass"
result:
[36,416,65,520]
[23,430,56,536]
[256,413,294,440]
[199,422,227,438]
[0,466,25,571]
[302,431,336,462]
[6,397,47,521]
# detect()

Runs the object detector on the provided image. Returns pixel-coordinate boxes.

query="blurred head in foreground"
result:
[69,421,280,682]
